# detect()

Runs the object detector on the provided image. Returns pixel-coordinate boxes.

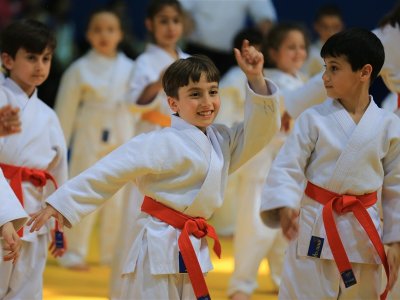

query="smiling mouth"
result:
[197,111,213,116]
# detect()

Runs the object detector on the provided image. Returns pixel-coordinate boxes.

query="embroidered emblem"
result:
[307,235,324,258]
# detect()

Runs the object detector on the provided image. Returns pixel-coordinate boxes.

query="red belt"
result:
[305,181,389,300]
[141,196,221,300]
[0,162,58,236]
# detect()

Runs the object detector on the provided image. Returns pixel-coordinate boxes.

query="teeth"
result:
[198,111,212,116]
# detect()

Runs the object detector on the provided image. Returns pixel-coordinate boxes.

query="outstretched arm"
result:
[234,39,270,96]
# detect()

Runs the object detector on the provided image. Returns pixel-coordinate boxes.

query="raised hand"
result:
[234,39,269,95]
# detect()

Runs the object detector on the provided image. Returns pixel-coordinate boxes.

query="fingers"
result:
[3,248,19,264]
[280,208,299,241]
[0,105,21,136]
[28,209,52,232]
[57,214,64,232]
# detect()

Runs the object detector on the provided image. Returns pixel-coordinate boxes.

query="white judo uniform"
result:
[109,43,190,300]
[0,168,28,255]
[373,23,400,299]
[128,43,190,131]
[0,78,68,299]
[46,79,280,300]
[260,98,400,299]
[54,50,136,267]
[217,67,306,296]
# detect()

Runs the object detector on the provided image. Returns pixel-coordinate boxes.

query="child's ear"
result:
[1,53,13,70]
[360,64,372,81]
[167,96,179,113]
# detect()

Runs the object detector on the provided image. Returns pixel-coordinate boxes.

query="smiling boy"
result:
[28,40,280,299]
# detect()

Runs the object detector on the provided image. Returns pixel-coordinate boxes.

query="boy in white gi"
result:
[260,28,400,300]
[28,40,280,300]
[0,19,68,299]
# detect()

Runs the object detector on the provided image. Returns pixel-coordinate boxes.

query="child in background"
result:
[108,0,189,297]
[128,0,189,132]
[261,28,400,299]
[0,19,68,299]
[28,41,281,300]
[302,4,344,77]
[54,8,136,270]
[227,22,310,300]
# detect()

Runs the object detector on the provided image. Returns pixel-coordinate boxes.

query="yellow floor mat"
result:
[43,234,278,300]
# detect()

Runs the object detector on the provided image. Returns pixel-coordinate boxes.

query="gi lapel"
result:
[326,99,383,192]
[182,127,224,219]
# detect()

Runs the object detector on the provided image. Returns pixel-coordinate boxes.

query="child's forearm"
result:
[247,74,271,96]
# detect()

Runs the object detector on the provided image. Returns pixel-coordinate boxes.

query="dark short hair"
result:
[146,0,183,19]
[1,19,56,58]
[320,28,384,85]
[86,7,121,31]
[162,55,220,98]
[314,4,344,23]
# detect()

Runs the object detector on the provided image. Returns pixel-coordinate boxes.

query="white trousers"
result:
[279,239,381,300]
[225,142,288,296]
[109,183,143,300]
[0,235,48,300]
[116,234,197,300]
[58,187,125,267]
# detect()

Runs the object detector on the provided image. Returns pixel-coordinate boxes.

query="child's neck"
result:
[9,76,35,98]
[337,91,370,124]
[93,49,118,58]
[159,44,178,60]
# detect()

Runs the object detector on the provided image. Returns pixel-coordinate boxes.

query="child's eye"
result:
[190,92,200,97]
[210,90,218,96]
[330,66,338,72]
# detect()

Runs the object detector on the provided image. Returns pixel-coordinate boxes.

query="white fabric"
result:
[0,168,27,230]
[0,78,68,297]
[128,43,189,133]
[179,0,277,52]
[261,98,400,297]
[302,40,324,77]
[109,44,190,298]
[46,80,280,297]
[373,24,400,94]
[278,239,381,300]
[0,235,48,300]
[217,68,305,296]
[54,50,136,266]
[282,70,327,119]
